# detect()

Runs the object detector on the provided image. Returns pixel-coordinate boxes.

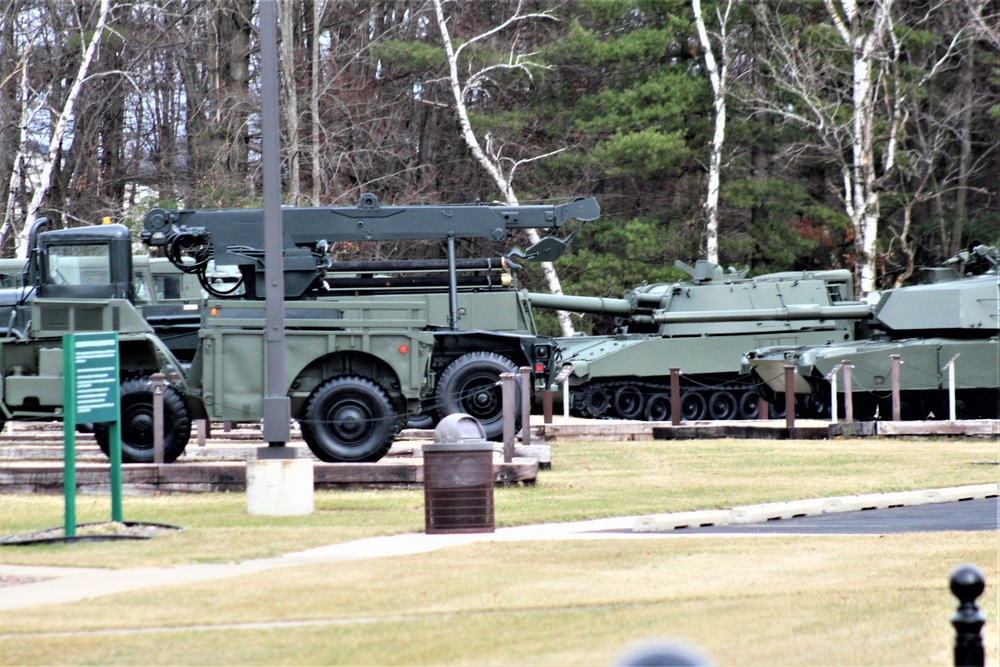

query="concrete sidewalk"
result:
[2,483,996,611]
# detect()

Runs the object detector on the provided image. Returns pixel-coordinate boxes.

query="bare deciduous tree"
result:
[430,0,575,335]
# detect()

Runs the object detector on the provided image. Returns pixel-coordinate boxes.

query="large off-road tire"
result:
[94,376,192,464]
[300,376,397,463]
[435,352,518,440]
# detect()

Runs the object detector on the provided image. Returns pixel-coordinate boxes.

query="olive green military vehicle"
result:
[526,261,869,421]
[744,246,999,420]
[141,195,599,439]
[0,221,437,463]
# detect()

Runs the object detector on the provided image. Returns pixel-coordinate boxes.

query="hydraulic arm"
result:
[141,194,599,300]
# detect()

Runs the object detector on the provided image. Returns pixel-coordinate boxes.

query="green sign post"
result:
[62,332,121,537]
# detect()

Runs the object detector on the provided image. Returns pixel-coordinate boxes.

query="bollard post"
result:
[942,353,961,421]
[152,373,165,464]
[825,362,844,423]
[890,354,901,421]
[670,368,681,426]
[783,365,795,429]
[758,396,768,420]
[519,367,531,447]
[197,419,207,447]
[842,361,854,422]
[542,390,553,424]
[950,564,986,667]
[500,372,517,463]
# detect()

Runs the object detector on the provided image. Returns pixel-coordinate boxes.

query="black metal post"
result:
[951,564,986,667]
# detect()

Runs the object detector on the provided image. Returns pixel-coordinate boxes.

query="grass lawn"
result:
[1,436,998,665]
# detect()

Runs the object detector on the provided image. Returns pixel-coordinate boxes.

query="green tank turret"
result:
[744,246,999,420]
[527,261,867,421]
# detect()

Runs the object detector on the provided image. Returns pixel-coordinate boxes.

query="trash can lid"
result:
[433,413,487,443]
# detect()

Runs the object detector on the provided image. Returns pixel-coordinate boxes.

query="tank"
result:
[744,246,1000,420]
[526,260,869,421]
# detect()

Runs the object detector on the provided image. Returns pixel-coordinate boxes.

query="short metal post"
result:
[825,362,844,423]
[670,368,681,426]
[542,390,553,424]
[758,396,768,420]
[562,378,570,418]
[951,564,986,667]
[943,354,960,421]
[152,373,165,464]
[842,361,854,422]
[783,365,795,429]
[197,419,207,446]
[519,366,531,447]
[890,354,901,421]
[500,372,517,463]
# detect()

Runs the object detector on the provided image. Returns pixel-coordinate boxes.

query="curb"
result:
[632,483,1000,532]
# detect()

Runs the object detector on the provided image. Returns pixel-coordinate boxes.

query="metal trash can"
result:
[423,413,495,534]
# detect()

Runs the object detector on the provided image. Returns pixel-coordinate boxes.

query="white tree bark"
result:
[825,0,890,294]
[15,0,111,258]
[279,0,300,204]
[1,50,38,247]
[311,0,324,205]
[431,0,575,335]
[692,0,733,265]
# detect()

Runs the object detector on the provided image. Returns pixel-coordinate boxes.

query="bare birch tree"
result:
[430,0,576,336]
[6,0,111,257]
[692,0,735,264]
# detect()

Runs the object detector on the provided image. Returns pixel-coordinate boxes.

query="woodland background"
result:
[1,0,997,335]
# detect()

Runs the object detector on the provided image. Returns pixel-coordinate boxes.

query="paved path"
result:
[2,484,997,611]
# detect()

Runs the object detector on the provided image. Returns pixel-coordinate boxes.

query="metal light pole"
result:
[259,0,291,457]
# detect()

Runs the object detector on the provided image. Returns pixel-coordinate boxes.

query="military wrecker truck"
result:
[140,194,599,440]
[0,195,596,463]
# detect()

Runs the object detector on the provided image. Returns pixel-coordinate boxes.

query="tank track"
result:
[570,377,773,421]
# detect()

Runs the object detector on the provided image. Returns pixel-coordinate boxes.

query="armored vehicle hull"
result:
[529,261,863,421]
[745,258,1000,420]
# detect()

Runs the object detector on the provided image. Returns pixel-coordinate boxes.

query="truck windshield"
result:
[47,244,111,286]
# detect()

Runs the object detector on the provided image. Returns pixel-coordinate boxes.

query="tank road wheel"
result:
[301,376,397,463]
[707,391,738,421]
[738,392,760,420]
[680,392,707,421]
[94,377,192,464]
[584,386,611,419]
[435,352,518,440]
[644,394,671,422]
[768,397,787,419]
[613,386,645,420]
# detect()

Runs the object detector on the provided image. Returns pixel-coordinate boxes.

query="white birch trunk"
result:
[311,0,323,205]
[432,0,575,336]
[16,0,111,258]
[692,0,730,265]
[1,56,34,245]
[280,0,300,204]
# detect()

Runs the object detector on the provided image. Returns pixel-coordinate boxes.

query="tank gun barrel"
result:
[651,303,873,324]
[524,291,635,316]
